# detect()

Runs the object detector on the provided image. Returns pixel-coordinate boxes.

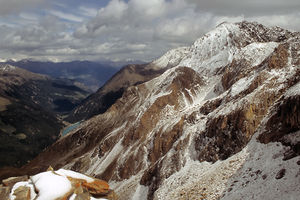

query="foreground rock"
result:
[0,168,117,200]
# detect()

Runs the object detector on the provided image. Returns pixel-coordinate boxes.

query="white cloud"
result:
[187,0,300,16]
[48,10,84,22]
[19,13,40,22]
[249,13,300,32]
[79,6,98,17]
[128,0,167,19]
[0,0,300,62]
[71,0,219,61]
[154,12,214,44]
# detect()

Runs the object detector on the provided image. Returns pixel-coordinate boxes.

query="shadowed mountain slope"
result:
[0,64,89,168]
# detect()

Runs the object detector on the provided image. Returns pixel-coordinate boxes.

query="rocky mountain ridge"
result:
[2,21,300,199]
[2,60,123,92]
[66,63,168,122]
[0,64,89,168]
[0,64,90,114]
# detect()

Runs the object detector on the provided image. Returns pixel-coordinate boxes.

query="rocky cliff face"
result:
[6,21,300,199]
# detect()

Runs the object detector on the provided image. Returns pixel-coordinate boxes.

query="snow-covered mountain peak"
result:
[179,23,242,73]
[152,22,242,72]
[152,21,296,76]
[193,22,241,49]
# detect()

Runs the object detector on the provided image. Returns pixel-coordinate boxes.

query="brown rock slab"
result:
[67,176,110,197]
[2,175,28,187]
[82,179,110,195]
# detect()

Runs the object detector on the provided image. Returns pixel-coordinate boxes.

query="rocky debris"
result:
[262,174,267,180]
[154,150,248,200]
[275,169,286,179]
[1,168,116,200]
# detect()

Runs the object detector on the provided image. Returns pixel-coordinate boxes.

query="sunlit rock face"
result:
[13,21,300,200]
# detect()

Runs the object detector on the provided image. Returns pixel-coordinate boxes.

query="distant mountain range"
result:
[1,59,144,92]
[0,59,144,169]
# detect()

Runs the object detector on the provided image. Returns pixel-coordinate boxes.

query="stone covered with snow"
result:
[2,168,116,200]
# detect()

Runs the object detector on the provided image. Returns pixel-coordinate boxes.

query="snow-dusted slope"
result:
[152,21,294,75]
[18,21,300,200]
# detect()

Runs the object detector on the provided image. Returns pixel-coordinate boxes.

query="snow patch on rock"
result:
[152,47,190,69]
[230,74,256,97]
[236,42,278,66]
[132,184,149,200]
[31,171,72,200]
[284,80,300,97]
[56,169,94,183]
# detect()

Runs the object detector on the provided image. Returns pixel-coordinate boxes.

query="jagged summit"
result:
[153,21,296,74]
[2,21,299,200]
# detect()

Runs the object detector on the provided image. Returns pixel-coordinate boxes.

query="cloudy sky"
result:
[0,0,300,62]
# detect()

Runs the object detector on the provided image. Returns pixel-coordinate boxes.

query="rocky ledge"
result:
[0,167,117,200]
